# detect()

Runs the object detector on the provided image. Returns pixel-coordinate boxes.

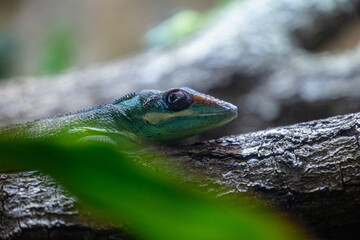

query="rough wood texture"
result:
[162,113,360,240]
[0,172,132,240]
[1,112,360,239]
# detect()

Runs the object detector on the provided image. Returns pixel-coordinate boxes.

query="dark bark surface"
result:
[0,171,133,240]
[161,113,360,240]
[1,112,360,240]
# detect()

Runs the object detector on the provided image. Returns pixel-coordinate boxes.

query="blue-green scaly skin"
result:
[0,87,237,144]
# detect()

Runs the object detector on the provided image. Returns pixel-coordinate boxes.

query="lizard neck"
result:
[0,102,137,142]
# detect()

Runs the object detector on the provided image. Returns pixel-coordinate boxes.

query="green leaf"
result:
[143,10,203,48]
[38,24,75,75]
[143,0,242,48]
[0,140,304,240]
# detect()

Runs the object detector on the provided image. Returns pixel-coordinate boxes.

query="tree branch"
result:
[1,112,360,239]
[161,113,360,240]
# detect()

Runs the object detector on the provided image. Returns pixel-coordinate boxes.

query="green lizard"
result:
[0,87,237,146]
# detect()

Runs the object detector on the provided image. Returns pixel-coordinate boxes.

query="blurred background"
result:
[1,0,360,141]
[0,0,230,79]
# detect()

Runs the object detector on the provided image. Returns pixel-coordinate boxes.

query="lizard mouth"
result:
[143,106,237,125]
[198,109,237,117]
[196,104,238,119]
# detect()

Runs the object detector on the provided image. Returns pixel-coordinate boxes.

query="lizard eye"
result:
[166,90,193,111]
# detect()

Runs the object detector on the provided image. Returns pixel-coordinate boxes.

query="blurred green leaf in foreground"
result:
[0,139,305,240]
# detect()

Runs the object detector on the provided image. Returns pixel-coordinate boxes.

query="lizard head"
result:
[129,87,237,142]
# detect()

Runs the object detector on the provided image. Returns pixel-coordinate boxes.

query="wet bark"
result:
[1,112,360,240]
